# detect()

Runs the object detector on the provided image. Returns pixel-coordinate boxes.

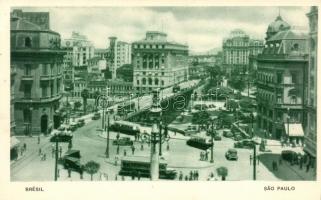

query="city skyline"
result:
[13,6,309,52]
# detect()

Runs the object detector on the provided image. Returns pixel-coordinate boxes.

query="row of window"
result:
[23,79,62,99]
[136,71,165,76]
[23,63,62,76]
[134,44,166,49]
[136,78,164,86]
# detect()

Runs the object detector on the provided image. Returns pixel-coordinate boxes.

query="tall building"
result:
[63,32,95,67]
[132,31,189,94]
[107,37,131,79]
[11,10,65,135]
[304,6,317,167]
[256,15,308,142]
[62,46,74,90]
[222,29,264,75]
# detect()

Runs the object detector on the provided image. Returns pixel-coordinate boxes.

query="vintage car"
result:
[92,112,101,120]
[223,129,233,138]
[59,149,83,173]
[112,137,134,146]
[69,122,78,132]
[77,119,85,127]
[234,139,256,149]
[225,148,238,161]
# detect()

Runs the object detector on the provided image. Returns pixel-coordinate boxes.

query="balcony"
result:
[21,75,33,81]
[40,75,53,81]
[15,94,62,103]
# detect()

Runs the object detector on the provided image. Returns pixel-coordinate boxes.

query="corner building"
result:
[256,15,308,143]
[304,6,317,167]
[11,10,65,135]
[132,31,189,94]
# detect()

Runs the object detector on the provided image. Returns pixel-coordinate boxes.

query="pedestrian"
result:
[59,146,62,158]
[115,175,118,181]
[121,176,125,181]
[250,155,252,165]
[23,143,27,151]
[116,133,120,141]
[179,171,183,181]
[196,170,199,180]
[140,143,144,151]
[137,171,141,180]
[166,143,170,151]
[115,156,118,166]
[200,152,203,161]
[131,171,135,180]
[205,151,208,161]
[68,169,71,178]
[43,153,46,161]
[300,157,303,169]
[306,163,310,172]
[37,135,40,144]
[185,175,188,181]
[38,148,42,156]
[124,149,127,157]
[51,147,55,158]
[117,145,120,155]
[20,148,23,156]
[131,145,135,155]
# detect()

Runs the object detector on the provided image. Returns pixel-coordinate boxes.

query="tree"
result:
[192,110,210,129]
[216,166,228,181]
[84,161,100,181]
[228,75,246,92]
[74,101,82,111]
[81,89,90,114]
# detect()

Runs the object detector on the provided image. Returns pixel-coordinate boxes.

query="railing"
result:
[21,75,33,81]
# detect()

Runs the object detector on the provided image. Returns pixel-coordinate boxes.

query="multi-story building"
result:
[132,31,189,94]
[63,32,94,67]
[62,46,74,90]
[94,48,108,60]
[222,29,264,75]
[256,15,308,143]
[107,37,131,79]
[72,77,87,98]
[11,10,65,135]
[304,6,317,168]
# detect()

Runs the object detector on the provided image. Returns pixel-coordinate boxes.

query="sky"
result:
[15,6,310,53]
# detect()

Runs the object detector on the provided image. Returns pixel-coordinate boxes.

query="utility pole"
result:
[105,87,110,158]
[54,137,58,181]
[159,121,162,156]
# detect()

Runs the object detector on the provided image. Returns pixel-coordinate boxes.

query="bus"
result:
[186,136,212,150]
[117,101,135,116]
[118,156,177,180]
[109,120,141,136]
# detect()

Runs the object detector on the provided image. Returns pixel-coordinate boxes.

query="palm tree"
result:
[81,89,90,115]
[84,161,100,181]
[216,166,228,181]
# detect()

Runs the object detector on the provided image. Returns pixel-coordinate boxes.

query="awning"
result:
[10,136,20,149]
[284,123,304,137]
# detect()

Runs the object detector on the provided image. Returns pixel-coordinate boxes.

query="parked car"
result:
[112,137,133,146]
[77,119,85,127]
[225,148,238,161]
[223,130,233,138]
[214,135,222,141]
[184,125,198,135]
[69,122,78,132]
[92,112,101,120]
[281,150,298,163]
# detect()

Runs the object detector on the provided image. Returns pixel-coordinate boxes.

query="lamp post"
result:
[54,133,59,181]
[253,143,257,180]
[251,112,254,138]
[210,116,217,163]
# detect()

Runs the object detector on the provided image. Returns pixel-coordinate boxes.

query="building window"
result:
[148,78,153,85]
[291,96,297,104]
[24,84,31,99]
[161,80,164,86]
[155,78,159,85]
[50,82,54,96]
[42,64,48,75]
[143,55,147,68]
[142,78,146,85]
[291,72,297,84]
[24,37,32,48]
[24,64,31,75]
[23,109,31,123]
[276,72,283,84]
[137,80,140,85]
[161,72,165,76]
[41,84,47,97]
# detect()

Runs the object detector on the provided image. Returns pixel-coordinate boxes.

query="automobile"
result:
[193,104,208,111]
[92,112,101,120]
[59,149,83,173]
[77,119,85,127]
[223,130,233,138]
[184,125,198,135]
[186,137,212,150]
[281,150,298,163]
[69,122,78,132]
[234,139,256,149]
[225,148,238,161]
[214,135,222,141]
[112,137,134,146]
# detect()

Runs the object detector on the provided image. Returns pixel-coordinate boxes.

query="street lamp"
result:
[105,108,110,158]
[250,112,254,138]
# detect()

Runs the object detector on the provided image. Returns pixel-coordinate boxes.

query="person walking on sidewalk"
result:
[117,145,120,155]
[250,155,252,165]
[23,143,27,151]
[38,148,42,156]
[131,145,135,155]
[37,135,40,144]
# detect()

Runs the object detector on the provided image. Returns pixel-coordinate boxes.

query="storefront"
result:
[284,123,304,146]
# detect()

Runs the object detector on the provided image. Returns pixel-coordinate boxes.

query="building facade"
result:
[107,37,131,79]
[62,46,74,90]
[11,10,65,135]
[63,32,94,67]
[132,31,189,94]
[222,29,264,75]
[304,6,317,165]
[256,16,308,142]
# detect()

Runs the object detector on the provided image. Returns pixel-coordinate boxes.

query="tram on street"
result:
[186,136,212,150]
[109,120,141,136]
[118,156,177,180]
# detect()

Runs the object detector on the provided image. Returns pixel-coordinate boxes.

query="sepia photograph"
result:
[9,5,317,183]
